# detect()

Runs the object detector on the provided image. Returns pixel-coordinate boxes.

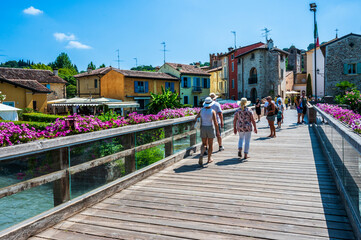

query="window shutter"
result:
[343,64,348,75]
[134,81,138,93]
[145,81,149,93]
[171,82,175,92]
[193,77,196,87]
[357,63,361,74]
[181,78,184,88]
[207,78,210,88]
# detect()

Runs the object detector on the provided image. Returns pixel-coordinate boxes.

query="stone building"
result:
[321,33,361,96]
[235,39,289,102]
[287,46,303,74]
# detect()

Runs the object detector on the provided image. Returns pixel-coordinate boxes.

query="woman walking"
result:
[295,95,302,124]
[276,99,284,128]
[233,98,257,159]
[195,97,220,166]
[266,96,276,138]
[255,98,261,122]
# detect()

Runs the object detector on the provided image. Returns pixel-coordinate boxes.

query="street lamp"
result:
[310,3,317,101]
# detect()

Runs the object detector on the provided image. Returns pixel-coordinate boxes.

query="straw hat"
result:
[209,93,218,99]
[203,97,214,107]
[240,98,251,106]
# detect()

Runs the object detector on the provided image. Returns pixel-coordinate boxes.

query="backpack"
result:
[274,104,279,115]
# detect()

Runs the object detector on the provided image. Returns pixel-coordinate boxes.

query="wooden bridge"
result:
[29,110,355,240]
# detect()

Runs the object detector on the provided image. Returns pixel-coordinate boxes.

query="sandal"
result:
[198,155,203,167]
[238,152,242,158]
[207,159,213,163]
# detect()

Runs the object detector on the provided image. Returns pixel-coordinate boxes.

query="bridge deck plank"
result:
[31,109,355,239]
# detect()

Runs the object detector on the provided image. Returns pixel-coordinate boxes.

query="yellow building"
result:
[0,68,66,112]
[208,66,227,99]
[75,67,180,110]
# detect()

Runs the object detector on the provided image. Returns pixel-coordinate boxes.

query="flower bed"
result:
[0,103,239,147]
[317,103,361,134]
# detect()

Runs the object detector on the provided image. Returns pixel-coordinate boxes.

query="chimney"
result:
[87,68,92,74]
[228,47,234,52]
[195,62,200,67]
[53,68,58,76]
[155,66,160,71]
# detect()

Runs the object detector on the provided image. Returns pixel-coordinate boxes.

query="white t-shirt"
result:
[211,101,222,124]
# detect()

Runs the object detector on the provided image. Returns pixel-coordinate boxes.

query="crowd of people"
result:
[194,91,309,167]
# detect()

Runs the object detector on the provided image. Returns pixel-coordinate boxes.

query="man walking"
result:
[210,93,224,151]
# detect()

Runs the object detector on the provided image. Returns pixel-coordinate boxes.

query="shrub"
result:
[22,113,65,123]
[335,90,361,113]
[0,120,50,130]
[147,87,183,114]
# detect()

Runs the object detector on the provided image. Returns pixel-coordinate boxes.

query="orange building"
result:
[75,67,179,110]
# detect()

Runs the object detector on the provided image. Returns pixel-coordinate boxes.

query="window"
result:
[33,101,37,111]
[94,79,98,88]
[202,78,210,88]
[237,58,240,64]
[136,99,150,110]
[184,96,189,104]
[193,96,198,107]
[231,54,234,60]
[280,55,284,61]
[232,79,235,89]
[193,77,201,87]
[134,81,149,93]
[219,82,223,90]
[46,84,51,89]
[281,69,284,79]
[182,77,189,88]
[249,67,257,84]
[344,63,357,75]
[232,62,234,72]
[3,101,15,107]
[251,53,255,60]
[165,82,175,92]
[224,58,227,63]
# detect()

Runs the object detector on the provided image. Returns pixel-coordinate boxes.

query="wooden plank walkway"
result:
[31,109,355,240]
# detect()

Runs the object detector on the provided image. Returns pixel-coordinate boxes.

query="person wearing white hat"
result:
[233,98,257,159]
[209,93,224,151]
[195,97,220,166]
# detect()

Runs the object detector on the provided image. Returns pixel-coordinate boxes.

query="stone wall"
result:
[47,83,66,101]
[325,35,361,96]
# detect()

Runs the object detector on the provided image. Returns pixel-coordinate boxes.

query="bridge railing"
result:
[313,105,361,238]
[0,108,243,238]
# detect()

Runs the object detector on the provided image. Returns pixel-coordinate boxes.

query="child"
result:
[276,99,283,128]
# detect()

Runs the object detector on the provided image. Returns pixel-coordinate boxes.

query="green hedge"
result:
[0,120,50,130]
[22,113,65,123]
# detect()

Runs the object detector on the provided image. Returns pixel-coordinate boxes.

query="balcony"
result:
[248,76,257,84]
[192,86,202,93]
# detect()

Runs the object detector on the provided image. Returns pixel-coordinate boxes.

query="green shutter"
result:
[145,81,149,93]
[343,64,348,75]
[134,81,138,93]
[357,63,361,74]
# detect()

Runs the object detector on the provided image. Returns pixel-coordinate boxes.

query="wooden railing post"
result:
[122,133,136,174]
[53,147,70,206]
[307,104,317,124]
[164,125,174,157]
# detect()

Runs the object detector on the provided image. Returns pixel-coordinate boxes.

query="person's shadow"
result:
[216,157,247,166]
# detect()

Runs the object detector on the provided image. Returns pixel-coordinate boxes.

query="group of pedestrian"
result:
[195,93,294,167]
[295,91,308,124]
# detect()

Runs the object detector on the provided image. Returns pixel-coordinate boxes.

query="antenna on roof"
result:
[114,49,124,69]
[231,31,237,49]
[161,42,169,64]
[335,28,339,38]
[262,28,271,42]
[133,58,138,67]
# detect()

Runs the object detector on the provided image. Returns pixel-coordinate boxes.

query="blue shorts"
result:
[297,107,302,114]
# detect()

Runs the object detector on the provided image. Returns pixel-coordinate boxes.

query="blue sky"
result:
[1,0,361,71]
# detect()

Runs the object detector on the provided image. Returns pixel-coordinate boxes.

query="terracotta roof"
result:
[0,78,51,93]
[74,67,115,78]
[207,66,222,73]
[0,67,66,84]
[115,69,179,80]
[166,63,211,76]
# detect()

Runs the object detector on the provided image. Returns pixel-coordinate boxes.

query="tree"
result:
[31,63,52,70]
[335,81,357,96]
[306,74,312,97]
[130,65,156,72]
[66,85,77,98]
[51,52,76,72]
[0,91,6,102]
[307,43,315,51]
[99,64,106,68]
[189,61,210,67]
[147,87,183,114]
[87,61,96,70]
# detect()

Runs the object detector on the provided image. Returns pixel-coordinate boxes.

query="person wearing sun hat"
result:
[195,97,220,166]
[209,92,224,151]
[233,97,257,159]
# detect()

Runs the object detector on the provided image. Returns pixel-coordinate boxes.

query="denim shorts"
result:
[266,115,275,122]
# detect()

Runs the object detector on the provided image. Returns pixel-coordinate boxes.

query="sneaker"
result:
[238,151,242,158]
[219,146,225,151]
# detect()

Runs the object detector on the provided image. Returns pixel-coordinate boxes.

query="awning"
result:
[105,103,140,108]
[286,91,300,95]
[134,97,151,100]
[52,103,100,106]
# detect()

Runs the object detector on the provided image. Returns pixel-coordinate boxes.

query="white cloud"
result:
[23,6,43,15]
[66,41,91,49]
[54,32,76,42]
